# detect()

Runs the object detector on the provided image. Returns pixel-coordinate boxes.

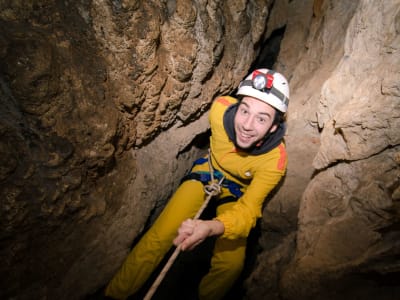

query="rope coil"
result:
[204,177,223,197]
[143,150,224,300]
[204,148,224,198]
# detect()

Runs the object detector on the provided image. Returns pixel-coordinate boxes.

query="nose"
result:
[242,115,254,130]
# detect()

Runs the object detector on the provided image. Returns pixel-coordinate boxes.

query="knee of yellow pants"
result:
[199,237,246,300]
[105,180,206,299]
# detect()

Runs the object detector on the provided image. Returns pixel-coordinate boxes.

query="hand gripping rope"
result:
[143,151,224,300]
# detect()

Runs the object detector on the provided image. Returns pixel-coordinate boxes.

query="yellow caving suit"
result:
[105,96,288,300]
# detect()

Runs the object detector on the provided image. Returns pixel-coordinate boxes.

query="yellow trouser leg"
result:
[105,180,205,299]
[199,202,247,300]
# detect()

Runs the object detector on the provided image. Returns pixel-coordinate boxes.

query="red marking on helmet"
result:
[266,73,274,89]
[252,70,263,80]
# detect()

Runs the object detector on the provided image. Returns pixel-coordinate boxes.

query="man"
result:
[105,68,289,300]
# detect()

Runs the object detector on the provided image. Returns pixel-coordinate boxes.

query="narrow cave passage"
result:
[90,28,288,300]
[3,1,399,300]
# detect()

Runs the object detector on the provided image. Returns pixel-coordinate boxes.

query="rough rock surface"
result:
[246,1,400,300]
[0,0,272,299]
[0,0,399,300]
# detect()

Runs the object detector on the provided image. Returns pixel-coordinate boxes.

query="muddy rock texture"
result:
[0,1,399,300]
[246,1,400,300]
[0,1,274,299]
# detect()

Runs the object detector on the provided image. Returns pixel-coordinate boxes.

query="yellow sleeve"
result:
[209,96,238,124]
[216,144,287,239]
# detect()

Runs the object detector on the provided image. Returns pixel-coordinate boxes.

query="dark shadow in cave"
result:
[228,26,286,99]
[251,26,286,71]
[176,129,211,159]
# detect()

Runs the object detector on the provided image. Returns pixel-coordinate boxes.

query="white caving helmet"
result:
[237,68,289,113]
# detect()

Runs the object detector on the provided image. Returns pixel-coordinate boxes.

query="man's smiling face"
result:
[234,96,277,149]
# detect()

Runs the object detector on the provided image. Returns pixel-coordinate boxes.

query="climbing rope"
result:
[143,151,224,300]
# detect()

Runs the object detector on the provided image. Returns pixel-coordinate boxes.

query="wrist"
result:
[206,219,224,236]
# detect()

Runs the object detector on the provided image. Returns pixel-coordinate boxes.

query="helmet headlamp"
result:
[253,74,267,90]
[237,68,289,112]
[251,70,274,91]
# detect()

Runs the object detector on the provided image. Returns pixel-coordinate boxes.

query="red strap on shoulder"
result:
[216,97,233,107]
[276,144,287,171]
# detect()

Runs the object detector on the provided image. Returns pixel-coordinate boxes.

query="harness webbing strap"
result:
[181,157,244,198]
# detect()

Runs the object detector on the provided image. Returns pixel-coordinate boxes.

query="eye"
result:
[257,116,266,124]
[239,107,248,115]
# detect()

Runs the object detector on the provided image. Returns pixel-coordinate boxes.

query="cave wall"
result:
[0,0,399,300]
[0,0,277,299]
[246,1,400,299]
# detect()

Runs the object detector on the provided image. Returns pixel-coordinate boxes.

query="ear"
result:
[270,124,278,133]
